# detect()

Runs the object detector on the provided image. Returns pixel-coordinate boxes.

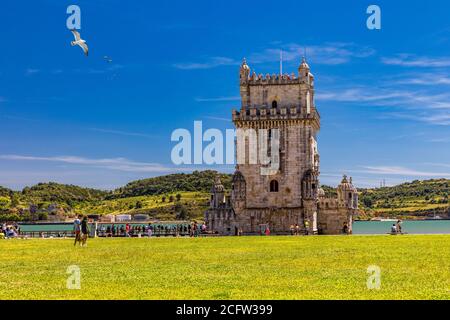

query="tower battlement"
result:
[232,107,320,129]
[241,73,310,85]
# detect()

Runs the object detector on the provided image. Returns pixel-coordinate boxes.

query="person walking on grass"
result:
[73,215,82,246]
[81,216,89,246]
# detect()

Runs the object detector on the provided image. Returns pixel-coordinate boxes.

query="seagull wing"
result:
[71,29,81,41]
[78,42,89,56]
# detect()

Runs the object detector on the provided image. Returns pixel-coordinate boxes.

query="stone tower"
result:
[205,58,358,235]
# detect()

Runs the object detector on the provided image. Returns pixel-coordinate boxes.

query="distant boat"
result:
[372,218,397,222]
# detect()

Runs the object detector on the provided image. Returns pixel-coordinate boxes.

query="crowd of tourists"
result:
[0,223,20,239]
[95,221,207,238]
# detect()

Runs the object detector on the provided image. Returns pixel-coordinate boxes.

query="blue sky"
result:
[0,0,450,190]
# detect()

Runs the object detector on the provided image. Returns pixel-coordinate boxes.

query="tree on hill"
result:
[175,204,190,220]
[0,197,10,209]
[135,201,143,209]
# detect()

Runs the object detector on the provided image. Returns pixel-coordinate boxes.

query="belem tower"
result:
[205,57,358,235]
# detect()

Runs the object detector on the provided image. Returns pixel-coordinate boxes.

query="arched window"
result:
[270,180,279,192]
[272,100,277,108]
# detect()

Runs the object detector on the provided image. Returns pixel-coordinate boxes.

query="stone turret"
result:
[210,176,225,208]
[337,175,358,209]
[239,58,250,84]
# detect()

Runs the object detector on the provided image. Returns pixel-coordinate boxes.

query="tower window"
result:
[272,100,277,108]
[270,180,279,192]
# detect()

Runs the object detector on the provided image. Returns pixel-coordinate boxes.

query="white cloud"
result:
[173,57,239,70]
[88,128,156,139]
[203,116,231,122]
[381,54,450,67]
[0,155,184,173]
[174,42,375,70]
[25,68,40,76]
[195,96,240,102]
[317,87,450,109]
[388,112,450,126]
[249,42,375,65]
[356,166,450,177]
[390,73,450,86]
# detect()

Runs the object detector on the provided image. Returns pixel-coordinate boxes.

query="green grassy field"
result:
[1,235,449,300]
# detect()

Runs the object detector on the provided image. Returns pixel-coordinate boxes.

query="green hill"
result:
[21,182,109,206]
[0,173,448,222]
[109,170,232,198]
[359,179,449,219]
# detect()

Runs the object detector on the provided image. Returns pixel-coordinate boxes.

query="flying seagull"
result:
[70,29,88,56]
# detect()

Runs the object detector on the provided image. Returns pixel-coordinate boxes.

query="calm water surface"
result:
[353,220,450,234]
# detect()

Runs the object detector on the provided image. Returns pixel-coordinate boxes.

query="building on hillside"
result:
[205,57,358,235]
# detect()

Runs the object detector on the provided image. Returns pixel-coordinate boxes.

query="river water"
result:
[353,220,450,234]
[16,220,450,235]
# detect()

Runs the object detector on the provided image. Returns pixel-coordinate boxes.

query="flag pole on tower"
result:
[280,50,283,75]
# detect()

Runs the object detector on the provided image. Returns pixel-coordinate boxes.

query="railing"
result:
[18,231,76,238]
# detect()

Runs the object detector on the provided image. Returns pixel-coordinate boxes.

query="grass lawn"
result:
[1,235,449,300]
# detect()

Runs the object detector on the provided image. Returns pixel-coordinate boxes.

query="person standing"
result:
[147,223,153,237]
[396,219,403,234]
[81,216,90,246]
[265,225,271,236]
[73,215,82,246]
[342,222,349,235]
[193,221,198,237]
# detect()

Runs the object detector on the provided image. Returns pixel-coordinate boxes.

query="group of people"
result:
[390,220,403,234]
[73,215,90,246]
[0,223,20,239]
[95,221,207,238]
